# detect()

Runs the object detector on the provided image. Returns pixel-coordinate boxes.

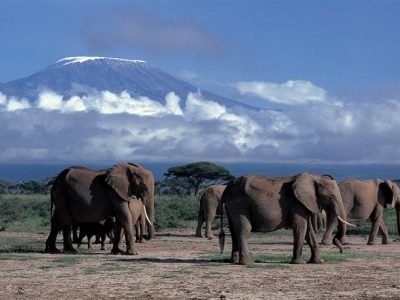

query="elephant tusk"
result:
[337,215,357,227]
[143,206,153,227]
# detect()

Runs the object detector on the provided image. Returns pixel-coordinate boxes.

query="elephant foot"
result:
[206,236,214,240]
[367,240,377,245]
[111,248,125,255]
[101,247,106,251]
[231,252,240,264]
[64,248,78,254]
[333,237,344,254]
[239,256,253,266]
[125,250,139,255]
[195,233,204,238]
[308,257,324,264]
[45,245,61,254]
[291,258,306,264]
[320,239,332,246]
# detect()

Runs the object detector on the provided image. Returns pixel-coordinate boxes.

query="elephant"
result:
[45,163,155,255]
[321,178,400,245]
[219,173,355,265]
[195,184,226,239]
[76,217,115,250]
[129,196,153,243]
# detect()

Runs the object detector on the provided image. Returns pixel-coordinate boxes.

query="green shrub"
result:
[155,194,198,229]
[0,194,50,232]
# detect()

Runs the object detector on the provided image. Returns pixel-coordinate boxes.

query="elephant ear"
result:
[383,180,396,208]
[105,164,133,202]
[293,173,319,214]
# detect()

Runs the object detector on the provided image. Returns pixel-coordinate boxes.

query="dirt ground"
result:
[0,230,400,300]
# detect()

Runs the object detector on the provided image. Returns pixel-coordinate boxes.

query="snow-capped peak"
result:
[57,56,147,66]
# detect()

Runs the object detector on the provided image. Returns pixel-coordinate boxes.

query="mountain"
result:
[0,56,248,108]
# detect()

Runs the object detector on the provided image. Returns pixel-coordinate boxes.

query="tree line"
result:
[0,162,234,195]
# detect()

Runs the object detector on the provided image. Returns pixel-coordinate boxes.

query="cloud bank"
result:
[1,82,400,164]
[236,80,327,105]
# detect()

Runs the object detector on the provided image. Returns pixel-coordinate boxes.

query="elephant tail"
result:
[218,197,225,254]
[49,192,54,220]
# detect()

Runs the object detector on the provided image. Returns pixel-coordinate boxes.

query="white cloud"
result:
[0,92,6,105]
[236,80,327,105]
[0,94,31,111]
[1,85,400,164]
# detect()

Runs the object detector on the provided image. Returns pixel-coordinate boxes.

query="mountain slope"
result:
[0,56,247,108]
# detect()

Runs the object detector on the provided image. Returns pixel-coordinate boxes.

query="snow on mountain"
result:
[0,56,248,108]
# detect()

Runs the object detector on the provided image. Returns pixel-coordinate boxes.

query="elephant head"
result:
[381,180,400,237]
[293,173,353,252]
[105,163,155,239]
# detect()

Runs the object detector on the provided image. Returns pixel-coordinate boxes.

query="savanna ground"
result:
[1,229,400,300]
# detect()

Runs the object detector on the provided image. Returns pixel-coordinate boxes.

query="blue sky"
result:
[1,0,400,165]
[2,1,399,104]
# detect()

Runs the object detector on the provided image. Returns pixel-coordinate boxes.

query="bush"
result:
[0,193,201,232]
[155,194,198,230]
[0,194,50,232]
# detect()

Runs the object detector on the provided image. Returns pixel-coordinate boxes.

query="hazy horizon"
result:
[1,162,399,183]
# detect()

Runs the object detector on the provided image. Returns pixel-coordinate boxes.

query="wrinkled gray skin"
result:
[195,185,226,239]
[115,198,151,244]
[311,210,326,233]
[220,173,348,265]
[45,163,155,255]
[322,179,400,245]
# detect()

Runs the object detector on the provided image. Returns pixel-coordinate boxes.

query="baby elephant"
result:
[113,197,153,253]
[77,217,115,250]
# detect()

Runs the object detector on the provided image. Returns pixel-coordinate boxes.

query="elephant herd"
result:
[45,162,400,266]
[196,174,400,265]
[45,163,155,256]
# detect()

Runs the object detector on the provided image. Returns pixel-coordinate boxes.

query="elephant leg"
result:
[227,213,239,264]
[111,221,125,254]
[139,215,146,243]
[205,209,217,239]
[135,223,140,242]
[195,210,205,238]
[72,223,79,243]
[77,230,84,249]
[378,220,390,244]
[291,216,307,264]
[305,217,323,264]
[236,215,252,265]
[368,217,381,245]
[320,213,337,245]
[94,234,101,244]
[87,234,93,249]
[100,232,106,250]
[45,216,62,254]
[116,205,137,255]
[63,225,77,254]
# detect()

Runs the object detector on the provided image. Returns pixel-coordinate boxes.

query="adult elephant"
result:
[219,173,355,265]
[321,179,400,245]
[45,163,155,255]
[195,184,226,239]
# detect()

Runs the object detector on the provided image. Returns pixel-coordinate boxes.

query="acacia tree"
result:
[164,162,234,195]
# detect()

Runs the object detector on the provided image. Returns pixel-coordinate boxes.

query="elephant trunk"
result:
[396,204,400,237]
[332,202,347,253]
[144,203,155,240]
[144,184,155,240]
